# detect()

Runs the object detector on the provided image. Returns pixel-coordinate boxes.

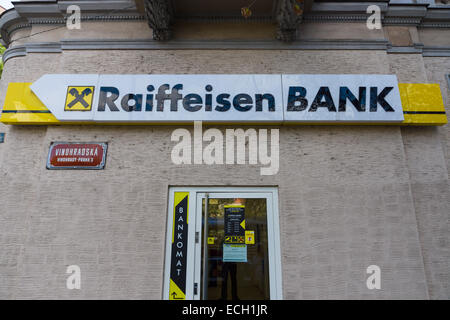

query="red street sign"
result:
[47,142,107,170]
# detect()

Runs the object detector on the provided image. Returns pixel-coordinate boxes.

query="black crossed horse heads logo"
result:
[65,86,94,111]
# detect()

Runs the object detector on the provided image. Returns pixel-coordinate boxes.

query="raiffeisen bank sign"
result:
[31,74,403,123]
[1,74,447,125]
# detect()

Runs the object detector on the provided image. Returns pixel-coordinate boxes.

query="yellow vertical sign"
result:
[169,192,189,300]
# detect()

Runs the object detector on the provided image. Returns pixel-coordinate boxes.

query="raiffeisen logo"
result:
[97,84,277,113]
[65,86,95,111]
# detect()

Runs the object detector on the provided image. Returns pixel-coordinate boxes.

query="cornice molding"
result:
[0,9,31,46]
[2,39,390,62]
[12,1,138,16]
[28,14,144,25]
[4,38,449,64]
[422,46,450,57]
[1,1,449,47]
[304,14,372,23]
[421,6,450,28]
[0,0,143,46]
[301,2,450,27]
[1,44,26,61]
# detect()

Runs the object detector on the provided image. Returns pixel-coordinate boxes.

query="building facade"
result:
[0,0,449,299]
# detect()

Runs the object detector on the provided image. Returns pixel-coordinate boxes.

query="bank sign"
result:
[28,74,404,123]
[1,74,447,125]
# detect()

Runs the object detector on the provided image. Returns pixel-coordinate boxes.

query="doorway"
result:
[163,187,282,300]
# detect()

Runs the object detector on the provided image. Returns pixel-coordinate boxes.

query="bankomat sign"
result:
[28,74,405,123]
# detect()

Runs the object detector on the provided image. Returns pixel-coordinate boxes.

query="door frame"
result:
[163,187,282,300]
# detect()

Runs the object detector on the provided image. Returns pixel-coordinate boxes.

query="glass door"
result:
[194,190,281,300]
[163,187,281,300]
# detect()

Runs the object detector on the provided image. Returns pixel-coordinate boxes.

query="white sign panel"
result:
[30,74,99,121]
[30,74,284,123]
[30,74,404,123]
[282,74,404,122]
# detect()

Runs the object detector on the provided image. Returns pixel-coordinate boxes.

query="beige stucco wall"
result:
[0,47,448,299]
[9,20,385,44]
[420,56,450,299]
[418,28,450,47]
